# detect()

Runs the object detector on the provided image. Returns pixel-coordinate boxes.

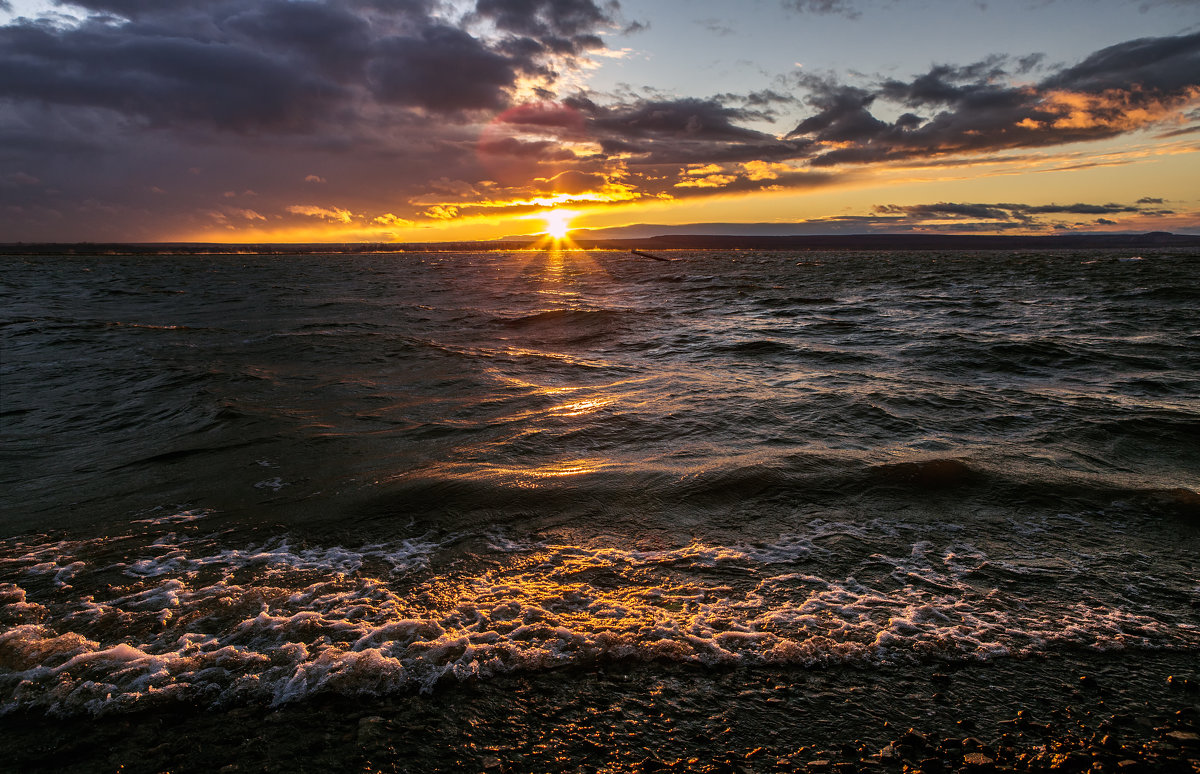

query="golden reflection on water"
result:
[547,396,615,417]
[514,232,609,288]
[488,457,610,487]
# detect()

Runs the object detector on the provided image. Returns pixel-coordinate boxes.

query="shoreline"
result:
[3,651,1197,773]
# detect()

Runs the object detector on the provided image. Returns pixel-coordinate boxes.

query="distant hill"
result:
[3,231,1199,255]
[572,231,1200,251]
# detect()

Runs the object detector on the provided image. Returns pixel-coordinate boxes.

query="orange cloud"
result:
[286,205,355,223]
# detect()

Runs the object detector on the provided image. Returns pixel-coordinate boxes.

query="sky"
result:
[1,0,1198,242]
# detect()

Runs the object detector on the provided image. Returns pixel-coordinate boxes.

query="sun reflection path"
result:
[519,208,611,281]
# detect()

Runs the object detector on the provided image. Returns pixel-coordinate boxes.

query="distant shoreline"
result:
[2,230,1198,255]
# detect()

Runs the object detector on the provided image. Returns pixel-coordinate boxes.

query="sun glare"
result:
[543,209,574,240]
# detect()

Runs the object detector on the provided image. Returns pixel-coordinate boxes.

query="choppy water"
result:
[2,248,1199,768]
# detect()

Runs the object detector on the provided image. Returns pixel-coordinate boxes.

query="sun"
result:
[543,209,574,240]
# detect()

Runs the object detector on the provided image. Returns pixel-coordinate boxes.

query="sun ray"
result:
[543,209,575,241]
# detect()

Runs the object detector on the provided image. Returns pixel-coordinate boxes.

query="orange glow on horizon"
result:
[163,133,1197,244]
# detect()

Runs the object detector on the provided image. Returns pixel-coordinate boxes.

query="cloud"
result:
[781,0,861,19]
[286,204,354,222]
[871,199,1173,229]
[373,213,413,227]
[0,0,624,239]
[786,32,1200,166]
[0,21,346,132]
[567,94,809,168]
[473,0,615,45]
[0,0,619,135]
[695,18,735,36]
[368,26,520,111]
[305,175,326,183]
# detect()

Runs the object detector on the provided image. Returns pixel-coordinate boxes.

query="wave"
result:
[498,309,632,329]
[2,515,1195,716]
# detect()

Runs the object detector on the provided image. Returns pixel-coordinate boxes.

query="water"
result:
[2,248,1198,770]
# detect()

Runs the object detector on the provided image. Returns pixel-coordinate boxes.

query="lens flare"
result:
[543,210,574,240]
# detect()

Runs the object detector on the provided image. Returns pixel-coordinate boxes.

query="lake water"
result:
[2,248,1198,771]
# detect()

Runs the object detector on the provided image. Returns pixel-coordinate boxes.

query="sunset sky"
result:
[1,0,1197,243]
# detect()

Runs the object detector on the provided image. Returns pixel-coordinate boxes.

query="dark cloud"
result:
[224,1,372,81]
[0,21,346,132]
[472,0,615,56]
[1044,31,1200,94]
[790,80,888,141]
[877,202,1019,221]
[788,31,1200,166]
[566,95,810,167]
[369,26,518,110]
[474,0,614,37]
[781,0,861,19]
[53,0,229,17]
[874,200,1168,227]
[1137,197,1165,204]
[1015,53,1046,74]
[1,0,620,135]
[583,97,765,140]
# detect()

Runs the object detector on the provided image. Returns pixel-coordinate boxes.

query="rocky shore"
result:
[2,661,1197,773]
[631,675,1200,774]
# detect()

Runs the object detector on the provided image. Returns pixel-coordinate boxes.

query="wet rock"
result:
[961,751,994,768]
[357,715,388,747]
[1051,751,1093,772]
[918,756,945,773]
[1079,675,1098,689]
[482,755,503,770]
[1144,741,1179,756]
